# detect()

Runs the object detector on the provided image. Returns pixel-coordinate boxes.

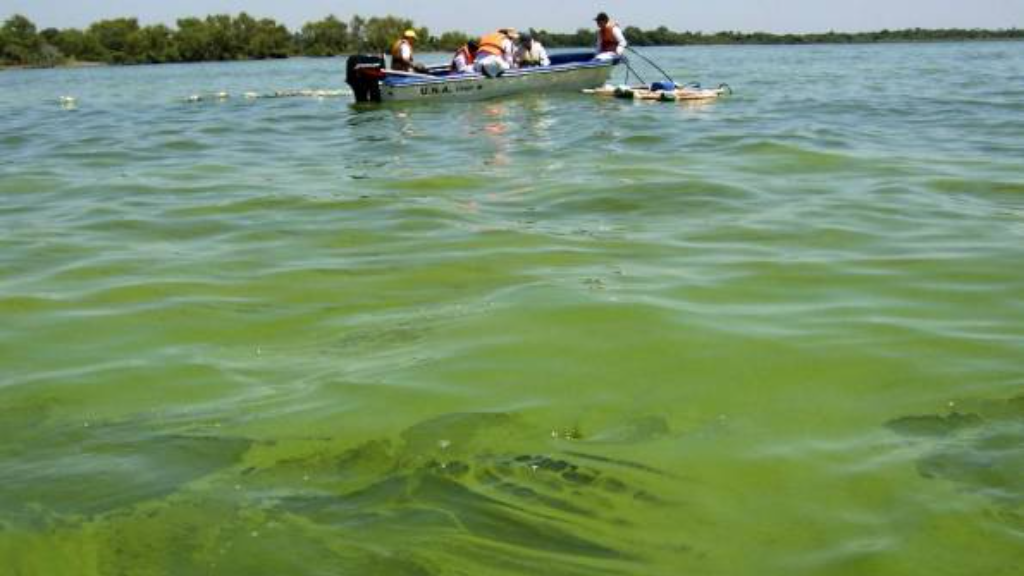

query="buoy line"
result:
[184,89,351,103]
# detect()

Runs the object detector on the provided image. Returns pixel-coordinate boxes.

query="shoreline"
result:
[1,60,107,72]
[2,37,1021,72]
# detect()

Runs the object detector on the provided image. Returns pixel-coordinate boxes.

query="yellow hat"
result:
[403,29,418,40]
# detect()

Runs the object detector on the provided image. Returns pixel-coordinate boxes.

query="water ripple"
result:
[1,43,1022,575]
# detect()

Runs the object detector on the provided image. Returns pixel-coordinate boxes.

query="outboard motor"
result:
[346,55,385,103]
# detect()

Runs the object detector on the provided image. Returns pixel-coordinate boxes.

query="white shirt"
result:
[452,51,474,73]
[515,41,551,67]
[500,37,515,66]
[596,25,627,56]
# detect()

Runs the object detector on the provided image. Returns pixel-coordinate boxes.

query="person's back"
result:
[515,33,550,67]
[475,29,516,77]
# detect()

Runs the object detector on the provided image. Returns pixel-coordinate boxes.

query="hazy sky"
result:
[5,0,1023,33]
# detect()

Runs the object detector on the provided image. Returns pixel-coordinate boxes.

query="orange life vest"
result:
[450,45,476,70]
[599,21,621,53]
[391,39,413,71]
[478,32,507,57]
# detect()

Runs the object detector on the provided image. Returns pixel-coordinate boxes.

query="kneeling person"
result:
[515,33,550,67]
[474,29,517,77]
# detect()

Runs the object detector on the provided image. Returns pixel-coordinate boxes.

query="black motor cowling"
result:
[346,55,385,103]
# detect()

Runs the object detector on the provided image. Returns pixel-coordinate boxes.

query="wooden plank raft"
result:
[584,84,732,102]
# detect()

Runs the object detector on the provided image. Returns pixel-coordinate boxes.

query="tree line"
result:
[538,26,1024,48]
[2,13,1021,68]
[0,14,467,67]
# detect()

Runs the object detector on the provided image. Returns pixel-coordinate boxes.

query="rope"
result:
[621,55,647,86]
[625,46,677,85]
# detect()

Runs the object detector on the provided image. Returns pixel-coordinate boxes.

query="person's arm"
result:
[407,43,429,72]
[539,45,551,66]
[614,26,627,55]
[595,33,602,54]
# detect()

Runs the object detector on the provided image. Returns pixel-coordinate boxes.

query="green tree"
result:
[1,14,42,65]
[39,27,60,45]
[174,17,211,61]
[49,29,81,60]
[299,15,349,56]
[246,17,292,58]
[349,16,367,51]
[437,31,470,52]
[204,14,241,60]
[0,24,9,62]
[30,27,64,65]
[362,16,417,53]
[137,24,178,63]
[623,26,650,46]
[87,18,142,63]
[232,12,260,56]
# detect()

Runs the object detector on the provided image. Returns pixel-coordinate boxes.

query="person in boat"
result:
[474,29,518,77]
[514,32,550,68]
[594,12,627,61]
[391,29,429,73]
[451,40,479,74]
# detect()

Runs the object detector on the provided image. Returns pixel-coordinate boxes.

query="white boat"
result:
[346,52,618,103]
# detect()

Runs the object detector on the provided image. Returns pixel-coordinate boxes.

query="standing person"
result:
[594,12,627,60]
[515,32,550,67]
[475,29,517,77]
[391,29,428,73]
[451,40,479,73]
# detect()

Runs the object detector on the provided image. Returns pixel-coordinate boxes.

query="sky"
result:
[4,0,1023,34]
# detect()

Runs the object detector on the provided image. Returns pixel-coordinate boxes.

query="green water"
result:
[1,43,1022,575]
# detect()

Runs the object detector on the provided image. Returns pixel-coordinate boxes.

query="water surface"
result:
[1,43,1022,575]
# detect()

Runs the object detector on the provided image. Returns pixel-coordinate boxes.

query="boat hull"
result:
[378,60,616,103]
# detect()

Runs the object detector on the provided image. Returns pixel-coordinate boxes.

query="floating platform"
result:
[584,83,732,102]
